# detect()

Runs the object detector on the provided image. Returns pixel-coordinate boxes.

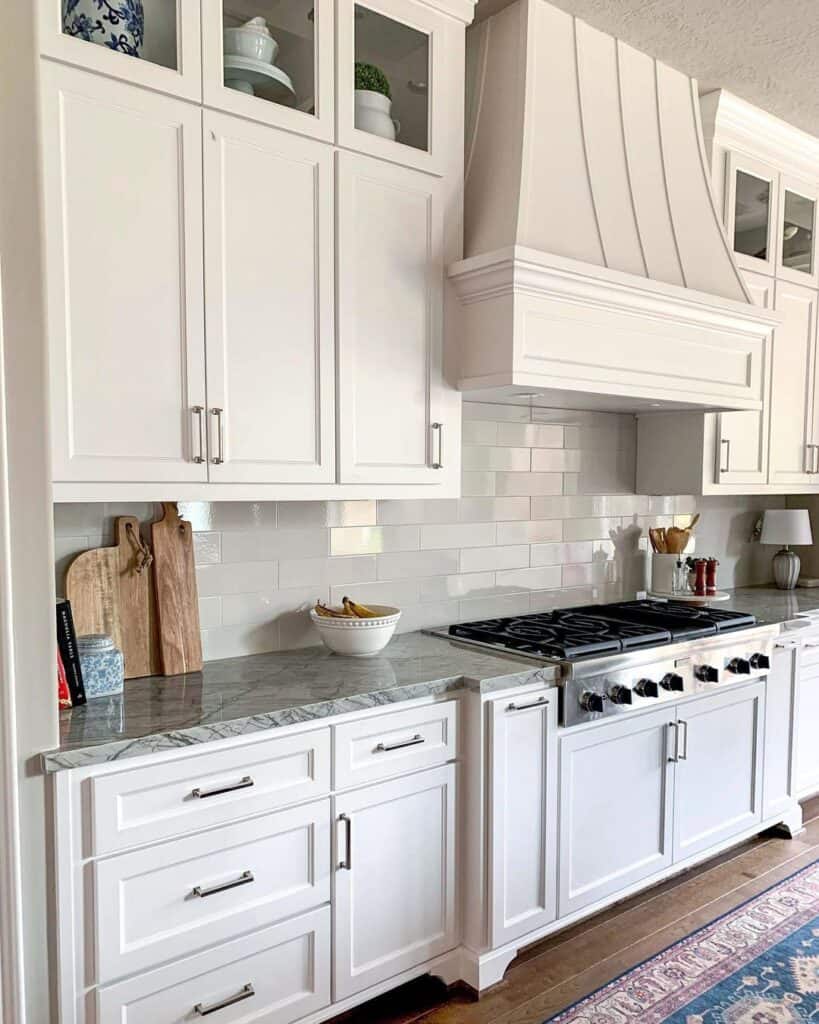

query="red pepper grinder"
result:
[706,557,719,596]
[693,558,707,596]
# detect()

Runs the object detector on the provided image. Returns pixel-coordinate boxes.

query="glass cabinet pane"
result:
[782,190,815,275]
[62,0,179,70]
[221,1,315,115]
[354,5,430,154]
[733,170,771,261]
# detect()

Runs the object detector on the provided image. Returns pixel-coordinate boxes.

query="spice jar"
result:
[77,634,124,699]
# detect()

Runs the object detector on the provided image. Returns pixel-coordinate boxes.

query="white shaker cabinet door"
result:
[768,280,818,485]
[489,692,558,947]
[203,113,335,483]
[673,682,763,862]
[336,152,448,485]
[333,764,457,1000]
[716,271,773,486]
[41,63,207,484]
[558,708,674,918]
[794,650,819,798]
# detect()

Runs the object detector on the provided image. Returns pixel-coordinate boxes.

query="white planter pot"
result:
[354,90,399,141]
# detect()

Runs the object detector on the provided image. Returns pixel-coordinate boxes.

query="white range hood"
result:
[449,0,778,412]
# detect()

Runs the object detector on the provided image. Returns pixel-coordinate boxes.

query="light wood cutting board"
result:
[66,545,123,653]
[115,516,161,679]
[151,502,203,676]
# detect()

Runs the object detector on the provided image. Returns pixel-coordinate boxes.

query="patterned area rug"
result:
[547,859,819,1023]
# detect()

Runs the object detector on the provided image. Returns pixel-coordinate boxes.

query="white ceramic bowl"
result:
[223,27,278,65]
[310,606,401,657]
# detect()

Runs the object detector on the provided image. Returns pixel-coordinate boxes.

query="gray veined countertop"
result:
[42,632,557,773]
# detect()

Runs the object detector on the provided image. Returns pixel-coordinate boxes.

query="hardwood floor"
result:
[333,796,819,1024]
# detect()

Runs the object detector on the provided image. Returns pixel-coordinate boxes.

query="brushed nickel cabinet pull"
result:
[211,407,224,465]
[338,813,352,870]
[667,721,679,763]
[375,733,424,752]
[805,443,818,474]
[432,422,443,469]
[677,719,689,760]
[195,983,255,1016]
[506,696,549,712]
[191,775,254,800]
[192,405,205,464]
[192,869,254,899]
[719,437,730,473]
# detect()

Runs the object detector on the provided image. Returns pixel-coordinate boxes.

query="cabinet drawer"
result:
[801,642,819,670]
[90,728,330,855]
[333,702,457,789]
[97,906,330,1024]
[94,800,330,984]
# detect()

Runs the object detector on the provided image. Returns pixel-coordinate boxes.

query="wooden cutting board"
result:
[115,516,161,679]
[151,502,203,676]
[66,545,123,653]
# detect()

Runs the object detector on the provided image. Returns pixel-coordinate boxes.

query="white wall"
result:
[54,403,784,663]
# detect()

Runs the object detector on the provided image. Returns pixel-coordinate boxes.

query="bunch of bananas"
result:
[314,596,383,619]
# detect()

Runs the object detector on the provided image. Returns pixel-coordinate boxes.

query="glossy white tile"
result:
[376,499,460,525]
[562,517,623,541]
[329,579,420,608]
[330,525,420,556]
[377,549,460,580]
[462,420,498,445]
[459,593,531,620]
[222,586,321,627]
[278,555,377,589]
[531,541,594,566]
[496,472,563,497]
[463,401,531,422]
[496,520,563,545]
[495,566,563,591]
[462,446,531,472]
[461,471,496,496]
[457,497,531,523]
[496,422,563,448]
[221,529,327,563]
[193,532,221,565]
[198,596,222,629]
[418,571,497,602]
[459,545,529,573]
[531,448,582,472]
[420,522,496,550]
[196,561,279,597]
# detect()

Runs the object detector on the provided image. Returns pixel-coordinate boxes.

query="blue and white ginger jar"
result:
[63,0,144,58]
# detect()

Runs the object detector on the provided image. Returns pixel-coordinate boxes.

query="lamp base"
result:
[773,547,801,590]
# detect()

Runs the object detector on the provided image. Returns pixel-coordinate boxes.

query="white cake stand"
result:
[223,55,295,101]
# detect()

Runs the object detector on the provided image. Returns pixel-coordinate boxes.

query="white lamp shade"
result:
[760,508,813,546]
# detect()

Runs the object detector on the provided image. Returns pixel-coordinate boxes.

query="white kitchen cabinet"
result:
[38,0,202,102]
[777,175,819,288]
[768,280,819,485]
[203,112,336,483]
[202,0,335,142]
[673,682,763,862]
[764,642,797,819]
[489,692,557,946]
[333,763,457,1000]
[558,708,675,917]
[794,646,819,798]
[337,151,448,485]
[41,62,208,485]
[724,151,780,278]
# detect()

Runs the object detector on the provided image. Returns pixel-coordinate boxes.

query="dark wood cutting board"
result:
[115,516,161,679]
[151,502,203,676]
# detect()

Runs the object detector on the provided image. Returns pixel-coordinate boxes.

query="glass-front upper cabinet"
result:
[337,0,456,174]
[38,0,202,101]
[777,176,818,287]
[202,1,334,142]
[726,151,779,276]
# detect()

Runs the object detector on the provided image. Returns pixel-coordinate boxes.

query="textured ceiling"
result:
[475,0,819,138]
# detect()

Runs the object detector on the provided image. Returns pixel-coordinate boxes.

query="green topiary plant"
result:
[354,62,391,100]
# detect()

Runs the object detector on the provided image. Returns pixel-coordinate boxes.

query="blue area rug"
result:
[547,859,819,1023]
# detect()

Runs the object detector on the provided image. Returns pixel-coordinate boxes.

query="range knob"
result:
[750,653,770,670]
[694,664,719,683]
[579,691,605,713]
[727,657,751,675]
[660,672,685,692]
[634,678,660,698]
[608,684,633,705]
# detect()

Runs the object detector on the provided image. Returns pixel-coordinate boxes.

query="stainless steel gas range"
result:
[430,600,778,727]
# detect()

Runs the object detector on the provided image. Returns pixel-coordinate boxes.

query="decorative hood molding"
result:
[450,0,777,412]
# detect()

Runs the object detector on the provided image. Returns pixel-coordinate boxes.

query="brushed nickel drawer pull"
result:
[719,437,730,473]
[677,719,689,760]
[506,696,549,712]
[192,405,205,464]
[667,721,679,763]
[192,870,254,899]
[338,813,352,870]
[194,983,255,1016]
[375,733,424,752]
[211,407,224,465]
[191,776,254,799]
[432,422,443,469]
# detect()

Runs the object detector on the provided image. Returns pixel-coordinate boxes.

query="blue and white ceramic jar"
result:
[63,0,144,58]
[77,634,124,699]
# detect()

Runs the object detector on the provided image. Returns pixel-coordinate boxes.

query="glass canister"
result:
[77,634,124,699]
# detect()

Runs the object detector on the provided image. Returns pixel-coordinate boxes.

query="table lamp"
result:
[760,509,813,589]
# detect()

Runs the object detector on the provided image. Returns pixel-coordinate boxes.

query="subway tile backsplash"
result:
[53,404,784,662]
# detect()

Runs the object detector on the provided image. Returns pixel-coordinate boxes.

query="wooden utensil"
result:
[66,545,123,652]
[115,516,161,679]
[151,502,203,676]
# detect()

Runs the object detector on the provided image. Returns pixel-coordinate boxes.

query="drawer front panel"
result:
[97,906,331,1024]
[95,800,330,983]
[90,728,330,855]
[333,702,457,789]
[800,643,819,671]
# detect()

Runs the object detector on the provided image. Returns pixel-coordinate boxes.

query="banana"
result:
[342,596,382,619]
[314,602,352,618]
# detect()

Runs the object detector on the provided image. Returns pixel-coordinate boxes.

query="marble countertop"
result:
[43,632,555,773]
[720,586,819,624]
